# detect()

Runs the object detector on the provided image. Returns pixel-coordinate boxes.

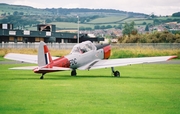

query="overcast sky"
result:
[1,0,180,16]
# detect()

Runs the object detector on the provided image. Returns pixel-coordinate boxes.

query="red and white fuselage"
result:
[34,41,111,74]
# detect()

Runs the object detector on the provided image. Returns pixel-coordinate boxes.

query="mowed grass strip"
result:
[0,63,180,114]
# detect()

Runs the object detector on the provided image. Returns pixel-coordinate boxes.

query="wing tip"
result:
[167,56,177,61]
[4,53,15,59]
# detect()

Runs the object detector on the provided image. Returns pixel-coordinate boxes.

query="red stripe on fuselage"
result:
[52,57,70,68]
[103,45,111,59]
[34,57,70,74]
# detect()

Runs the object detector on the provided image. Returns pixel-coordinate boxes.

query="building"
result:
[0,23,104,43]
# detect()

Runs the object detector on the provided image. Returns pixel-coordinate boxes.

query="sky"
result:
[1,0,180,16]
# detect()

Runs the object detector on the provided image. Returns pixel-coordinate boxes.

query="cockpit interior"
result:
[71,41,96,54]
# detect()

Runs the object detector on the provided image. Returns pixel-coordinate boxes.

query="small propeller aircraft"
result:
[4,41,177,79]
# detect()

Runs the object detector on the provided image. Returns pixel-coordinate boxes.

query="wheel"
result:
[40,73,45,79]
[114,71,120,77]
[71,70,77,76]
[40,76,44,79]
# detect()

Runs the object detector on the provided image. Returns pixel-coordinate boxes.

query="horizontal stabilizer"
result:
[38,67,71,71]
[9,66,37,70]
[9,66,71,72]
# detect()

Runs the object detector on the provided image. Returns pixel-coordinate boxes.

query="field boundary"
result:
[0,43,180,49]
[111,43,180,49]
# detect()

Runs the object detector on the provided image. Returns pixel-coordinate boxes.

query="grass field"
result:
[88,16,126,23]
[0,62,180,113]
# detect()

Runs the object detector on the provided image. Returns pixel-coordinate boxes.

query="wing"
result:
[4,53,37,64]
[9,66,38,70]
[79,56,177,70]
[4,53,58,64]
[9,66,71,71]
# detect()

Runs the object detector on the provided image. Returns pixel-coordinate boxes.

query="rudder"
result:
[38,41,53,67]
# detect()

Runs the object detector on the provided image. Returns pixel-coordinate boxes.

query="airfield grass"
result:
[0,63,180,114]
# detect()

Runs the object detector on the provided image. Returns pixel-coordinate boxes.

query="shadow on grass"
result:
[3,73,176,80]
[6,74,116,80]
[46,75,115,80]
[121,75,177,79]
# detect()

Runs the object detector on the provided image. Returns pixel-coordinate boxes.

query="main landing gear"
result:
[39,68,119,79]
[111,67,120,77]
[71,69,77,76]
[40,73,46,79]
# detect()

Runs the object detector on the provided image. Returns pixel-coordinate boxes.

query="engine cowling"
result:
[103,45,111,59]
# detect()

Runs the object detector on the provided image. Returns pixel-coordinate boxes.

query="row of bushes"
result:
[118,31,180,43]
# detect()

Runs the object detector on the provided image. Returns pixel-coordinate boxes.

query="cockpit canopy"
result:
[70,41,96,54]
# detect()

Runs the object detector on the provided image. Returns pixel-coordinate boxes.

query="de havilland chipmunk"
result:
[4,41,177,79]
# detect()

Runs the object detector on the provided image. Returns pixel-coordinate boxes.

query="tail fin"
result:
[38,41,53,67]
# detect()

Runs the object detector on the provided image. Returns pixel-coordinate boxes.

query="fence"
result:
[0,42,76,49]
[0,42,180,49]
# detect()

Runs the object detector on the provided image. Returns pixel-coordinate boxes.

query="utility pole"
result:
[77,16,79,43]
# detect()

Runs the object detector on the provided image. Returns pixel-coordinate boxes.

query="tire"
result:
[71,70,77,76]
[114,71,120,77]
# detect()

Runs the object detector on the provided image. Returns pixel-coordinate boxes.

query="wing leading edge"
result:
[84,56,177,70]
[4,53,37,64]
[4,53,58,64]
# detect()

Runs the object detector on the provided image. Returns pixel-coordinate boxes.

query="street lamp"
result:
[77,16,79,43]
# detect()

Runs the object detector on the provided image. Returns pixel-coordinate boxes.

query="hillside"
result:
[0,3,51,15]
[0,3,147,17]
[0,3,180,31]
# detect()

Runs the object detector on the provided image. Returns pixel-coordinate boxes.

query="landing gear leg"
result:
[111,67,120,77]
[40,73,45,79]
[71,69,77,76]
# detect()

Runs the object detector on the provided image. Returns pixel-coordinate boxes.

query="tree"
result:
[116,24,122,29]
[45,19,52,23]
[123,23,130,36]
[142,22,146,25]
[145,25,149,31]
[150,12,156,18]
[106,25,112,29]
[13,11,18,16]
[172,12,180,17]
[153,19,161,25]
[94,25,100,29]
[122,21,136,36]
[100,25,106,29]
[19,12,24,15]
[85,27,92,30]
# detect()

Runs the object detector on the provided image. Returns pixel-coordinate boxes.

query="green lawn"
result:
[0,63,180,114]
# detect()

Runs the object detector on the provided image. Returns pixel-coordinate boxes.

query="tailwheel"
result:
[111,67,120,77]
[40,73,45,79]
[71,69,77,76]
[114,71,120,77]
